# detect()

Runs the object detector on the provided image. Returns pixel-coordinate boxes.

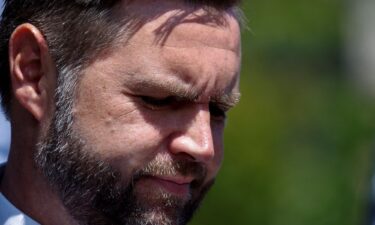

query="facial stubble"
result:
[34,86,215,225]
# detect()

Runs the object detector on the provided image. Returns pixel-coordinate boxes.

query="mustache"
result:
[134,156,207,188]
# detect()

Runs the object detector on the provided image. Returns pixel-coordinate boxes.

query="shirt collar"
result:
[0,193,40,225]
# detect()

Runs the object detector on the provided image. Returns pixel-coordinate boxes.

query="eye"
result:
[139,96,175,109]
[209,102,227,120]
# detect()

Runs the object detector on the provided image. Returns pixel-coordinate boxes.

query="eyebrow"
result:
[211,92,241,110]
[124,73,241,108]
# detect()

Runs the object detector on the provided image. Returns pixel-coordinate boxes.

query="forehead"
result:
[99,0,241,99]
[114,0,241,49]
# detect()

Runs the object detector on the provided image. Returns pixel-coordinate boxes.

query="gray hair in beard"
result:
[34,66,130,224]
[33,66,213,225]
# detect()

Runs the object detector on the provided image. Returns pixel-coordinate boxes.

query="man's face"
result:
[36,1,241,225]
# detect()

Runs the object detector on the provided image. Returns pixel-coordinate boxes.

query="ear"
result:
[9,23,56,122]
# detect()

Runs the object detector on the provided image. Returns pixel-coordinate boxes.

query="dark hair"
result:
[0,0,241,119]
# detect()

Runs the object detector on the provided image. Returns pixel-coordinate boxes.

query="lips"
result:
[154,175,194,185]
[137,175,194,197]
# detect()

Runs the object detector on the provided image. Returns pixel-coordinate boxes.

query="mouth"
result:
[136,175,194,198]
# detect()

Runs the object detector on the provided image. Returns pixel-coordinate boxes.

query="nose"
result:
[168,104,215,163]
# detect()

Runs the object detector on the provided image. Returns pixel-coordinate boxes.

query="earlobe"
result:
[9,23,54,121]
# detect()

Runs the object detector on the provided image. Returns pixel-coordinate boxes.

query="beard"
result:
[33,77,215,225]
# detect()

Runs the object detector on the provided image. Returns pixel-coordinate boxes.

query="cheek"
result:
[72,95,167,172]
[74,112,168,179]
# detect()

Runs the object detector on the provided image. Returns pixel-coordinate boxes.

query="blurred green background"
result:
[190,1,375,225]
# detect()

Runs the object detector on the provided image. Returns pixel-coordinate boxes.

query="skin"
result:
[0,0,241,224]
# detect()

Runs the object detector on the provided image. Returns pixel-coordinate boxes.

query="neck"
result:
[0,134,78,225]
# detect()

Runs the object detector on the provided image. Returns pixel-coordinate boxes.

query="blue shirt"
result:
[0,193,39,225]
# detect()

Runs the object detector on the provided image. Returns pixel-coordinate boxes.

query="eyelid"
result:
[139,95,184,110]
[139,95,230,120]
[140,95,171,104]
